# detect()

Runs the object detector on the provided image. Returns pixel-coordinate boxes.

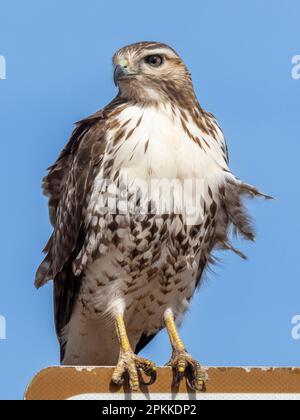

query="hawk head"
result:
[112,41,194,104]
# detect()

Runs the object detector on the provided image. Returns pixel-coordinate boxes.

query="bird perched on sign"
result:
[35,41,270,392]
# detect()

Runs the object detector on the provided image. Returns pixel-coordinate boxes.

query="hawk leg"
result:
[111,314,157,392]
[164,309,207,392]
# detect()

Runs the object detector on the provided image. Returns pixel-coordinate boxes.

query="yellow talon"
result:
[112,313,157,391]
[164,309,207,392]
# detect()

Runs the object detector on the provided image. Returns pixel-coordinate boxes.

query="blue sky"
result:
[0,0,300,400]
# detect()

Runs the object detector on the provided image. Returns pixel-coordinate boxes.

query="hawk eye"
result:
[145,55,163,67]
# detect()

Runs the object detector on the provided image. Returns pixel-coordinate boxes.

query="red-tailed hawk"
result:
[36,42,270,392]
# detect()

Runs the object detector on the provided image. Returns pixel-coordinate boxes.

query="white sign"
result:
[68,393,300,401]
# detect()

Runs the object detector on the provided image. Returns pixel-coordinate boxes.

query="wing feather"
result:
[35,97,125,359]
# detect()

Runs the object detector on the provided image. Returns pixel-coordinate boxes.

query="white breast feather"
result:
[111,104,228,182]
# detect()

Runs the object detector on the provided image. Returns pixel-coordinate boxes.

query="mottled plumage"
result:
[36,42,270,390]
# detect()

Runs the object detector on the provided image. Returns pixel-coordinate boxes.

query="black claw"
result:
[185,366,206,393]
[138,369,157,386]
[186,378,196,392]
[172,377,180,389]
[171,369,182,389]
[186,376,201,392]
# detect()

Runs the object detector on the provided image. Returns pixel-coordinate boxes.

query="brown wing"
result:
[35,97,125,360]
[35,109,107,287]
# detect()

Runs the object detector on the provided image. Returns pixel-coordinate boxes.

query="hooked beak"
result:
[114,64,128,86]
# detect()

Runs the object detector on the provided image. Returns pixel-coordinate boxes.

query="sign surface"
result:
[25,367,300,400]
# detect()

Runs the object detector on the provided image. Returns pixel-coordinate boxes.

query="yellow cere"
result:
[118,58,129,68]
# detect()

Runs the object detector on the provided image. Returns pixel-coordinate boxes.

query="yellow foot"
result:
[167,350,208,392]
[111,351,157,392]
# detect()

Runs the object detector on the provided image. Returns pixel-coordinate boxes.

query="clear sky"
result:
[0,0,299,400]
